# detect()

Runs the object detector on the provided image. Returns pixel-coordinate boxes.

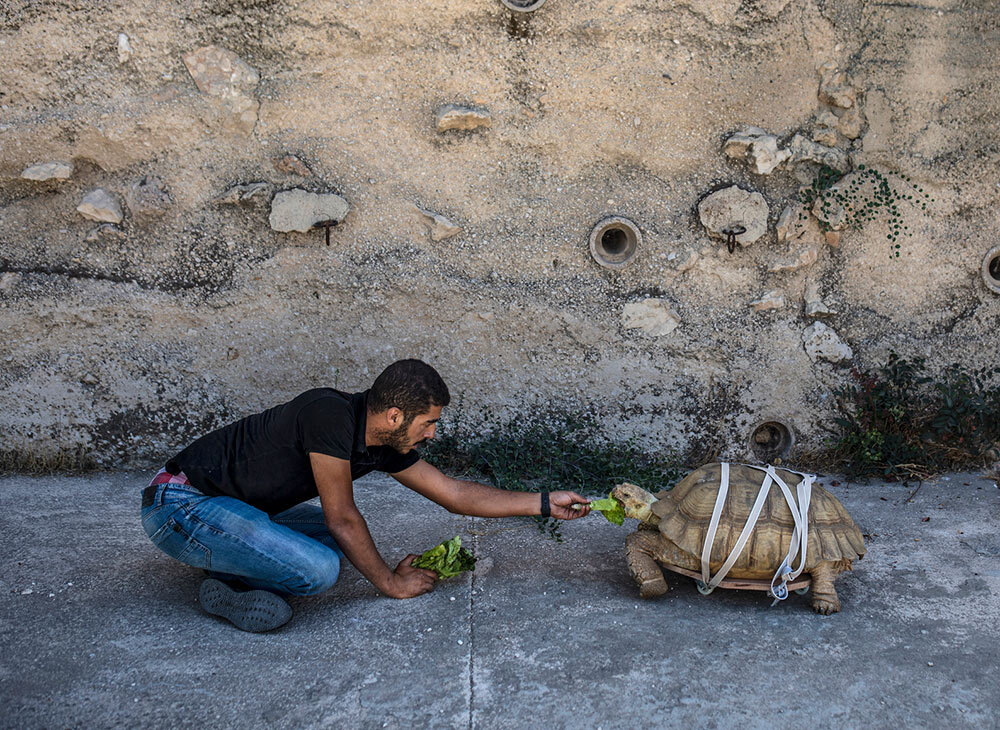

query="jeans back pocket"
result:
[148,516,212,570]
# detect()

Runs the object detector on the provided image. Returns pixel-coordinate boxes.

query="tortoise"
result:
[611,462,866,614]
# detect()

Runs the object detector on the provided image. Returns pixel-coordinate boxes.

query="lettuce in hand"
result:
[588,495,626,526]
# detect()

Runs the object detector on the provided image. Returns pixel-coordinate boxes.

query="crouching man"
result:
[140,359,591,632]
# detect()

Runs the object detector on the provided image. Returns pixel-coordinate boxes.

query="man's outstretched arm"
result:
[391,460,591,520]
[310,452,438,598]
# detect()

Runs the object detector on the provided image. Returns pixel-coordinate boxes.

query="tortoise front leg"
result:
[625,531,668,598]
[809,560,842,615]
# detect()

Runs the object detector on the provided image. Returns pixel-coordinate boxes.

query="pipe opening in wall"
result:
[589,216,641,269]
[500,0,547,12]
[601,228,629,256]
[984,246,1000,294]
[749,421,794,463]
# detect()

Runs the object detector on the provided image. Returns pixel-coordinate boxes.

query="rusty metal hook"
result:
[313,219,338,246]
[722,225,746,254]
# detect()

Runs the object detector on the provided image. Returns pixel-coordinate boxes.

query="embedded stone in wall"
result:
[77,189,123,224]
[126,175,172,217]
[722,126,768,158]
[269,189,349,233]
[182,45,260,135]
[787,134,849,171]
[216,181,272,205]
[722,127,789,175]
[21,161,73,181]
[0,272,21,291]
[697,185,769,246]
[436,105,492,132]
[811,116,839,147]
[226,95,260,135]
[750,290,785,312]
[817,63,856,109]
[673,249,700,273]
[802,322,852,363]
[815,110,838,129]
[775,203,799,243]
[117,33,132,64]
[768,244,819,274]
[809,170,862,231]
[804,282,835,318]
[414,205,461,241]
[183,45,259,97]
[85,224,126,242]
[812,129,839,147]
[748,135,791,175]
[837,105,864,140]
[273,155,312,177]
[622,299,680,337]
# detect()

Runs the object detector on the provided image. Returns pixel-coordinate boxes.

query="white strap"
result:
[700,462,730,585]
[704,468,774,589]
[769,470,813,602]
[698,463,814,601]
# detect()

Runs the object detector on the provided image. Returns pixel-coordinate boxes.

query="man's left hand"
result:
[549,491,590,520]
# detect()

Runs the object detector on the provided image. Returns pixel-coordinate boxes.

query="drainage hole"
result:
[750,421,793,461]
[989,253,1000,282]
[601,228,629,256]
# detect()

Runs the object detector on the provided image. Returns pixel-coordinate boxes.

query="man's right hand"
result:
[383,554,438,599]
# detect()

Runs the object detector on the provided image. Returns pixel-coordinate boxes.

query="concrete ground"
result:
[1,469,999,730]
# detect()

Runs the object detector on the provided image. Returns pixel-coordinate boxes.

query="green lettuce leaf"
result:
[588,495,625,526]
[413,535,477,579]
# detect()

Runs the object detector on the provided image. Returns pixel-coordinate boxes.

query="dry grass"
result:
[0,447,98,475]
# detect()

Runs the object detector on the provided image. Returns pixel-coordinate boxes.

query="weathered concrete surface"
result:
[2,469,999,729]
[3,0,1000,466]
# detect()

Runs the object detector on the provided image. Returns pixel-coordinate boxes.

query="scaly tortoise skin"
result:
[612,463,866,614]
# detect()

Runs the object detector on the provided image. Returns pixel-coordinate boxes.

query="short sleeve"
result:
[378,449,420,474]
[298,397,353,460]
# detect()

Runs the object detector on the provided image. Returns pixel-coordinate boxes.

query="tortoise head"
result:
[611,482,658,525]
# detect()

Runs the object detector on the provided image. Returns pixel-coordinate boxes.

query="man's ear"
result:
[386,407,404,428]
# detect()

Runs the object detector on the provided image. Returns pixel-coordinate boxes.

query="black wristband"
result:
[540,491,551,519]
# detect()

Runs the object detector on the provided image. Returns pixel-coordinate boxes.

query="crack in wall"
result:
[0,263,200,292]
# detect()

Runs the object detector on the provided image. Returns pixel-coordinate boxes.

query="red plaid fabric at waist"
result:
[149,468,192,487]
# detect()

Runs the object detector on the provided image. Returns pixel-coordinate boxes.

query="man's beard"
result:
[375,422,417,452]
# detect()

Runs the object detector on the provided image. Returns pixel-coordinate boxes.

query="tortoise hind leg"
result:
[625,531,668,598]
[809,560,842,615]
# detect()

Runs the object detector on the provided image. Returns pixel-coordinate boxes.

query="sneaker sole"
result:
[199,578,293,632]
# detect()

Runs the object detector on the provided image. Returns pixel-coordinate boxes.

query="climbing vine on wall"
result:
[798,164,934,258]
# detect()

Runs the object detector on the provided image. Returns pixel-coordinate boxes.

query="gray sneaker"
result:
[198,578,293,632]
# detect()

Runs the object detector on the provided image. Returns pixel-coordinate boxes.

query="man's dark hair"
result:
[368,359,450,420]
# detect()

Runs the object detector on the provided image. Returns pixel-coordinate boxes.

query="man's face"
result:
[383,405,442,453]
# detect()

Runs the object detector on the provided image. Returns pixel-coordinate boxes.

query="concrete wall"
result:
[2,0,999,466]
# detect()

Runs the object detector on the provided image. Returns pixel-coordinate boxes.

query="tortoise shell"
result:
[651,462,866,578]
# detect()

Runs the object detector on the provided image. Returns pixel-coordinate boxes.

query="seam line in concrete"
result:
[468,515,477,730]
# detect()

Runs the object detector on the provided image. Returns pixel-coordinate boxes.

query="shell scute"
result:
[655,463,865,575]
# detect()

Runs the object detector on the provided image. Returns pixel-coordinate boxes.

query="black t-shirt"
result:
[166,388,419,514]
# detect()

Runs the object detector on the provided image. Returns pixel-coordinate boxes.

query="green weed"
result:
[828,352,1000,479]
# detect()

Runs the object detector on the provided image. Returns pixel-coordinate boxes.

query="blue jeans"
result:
[140,480,344,596]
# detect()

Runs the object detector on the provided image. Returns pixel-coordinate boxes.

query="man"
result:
[141,359,591,632]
